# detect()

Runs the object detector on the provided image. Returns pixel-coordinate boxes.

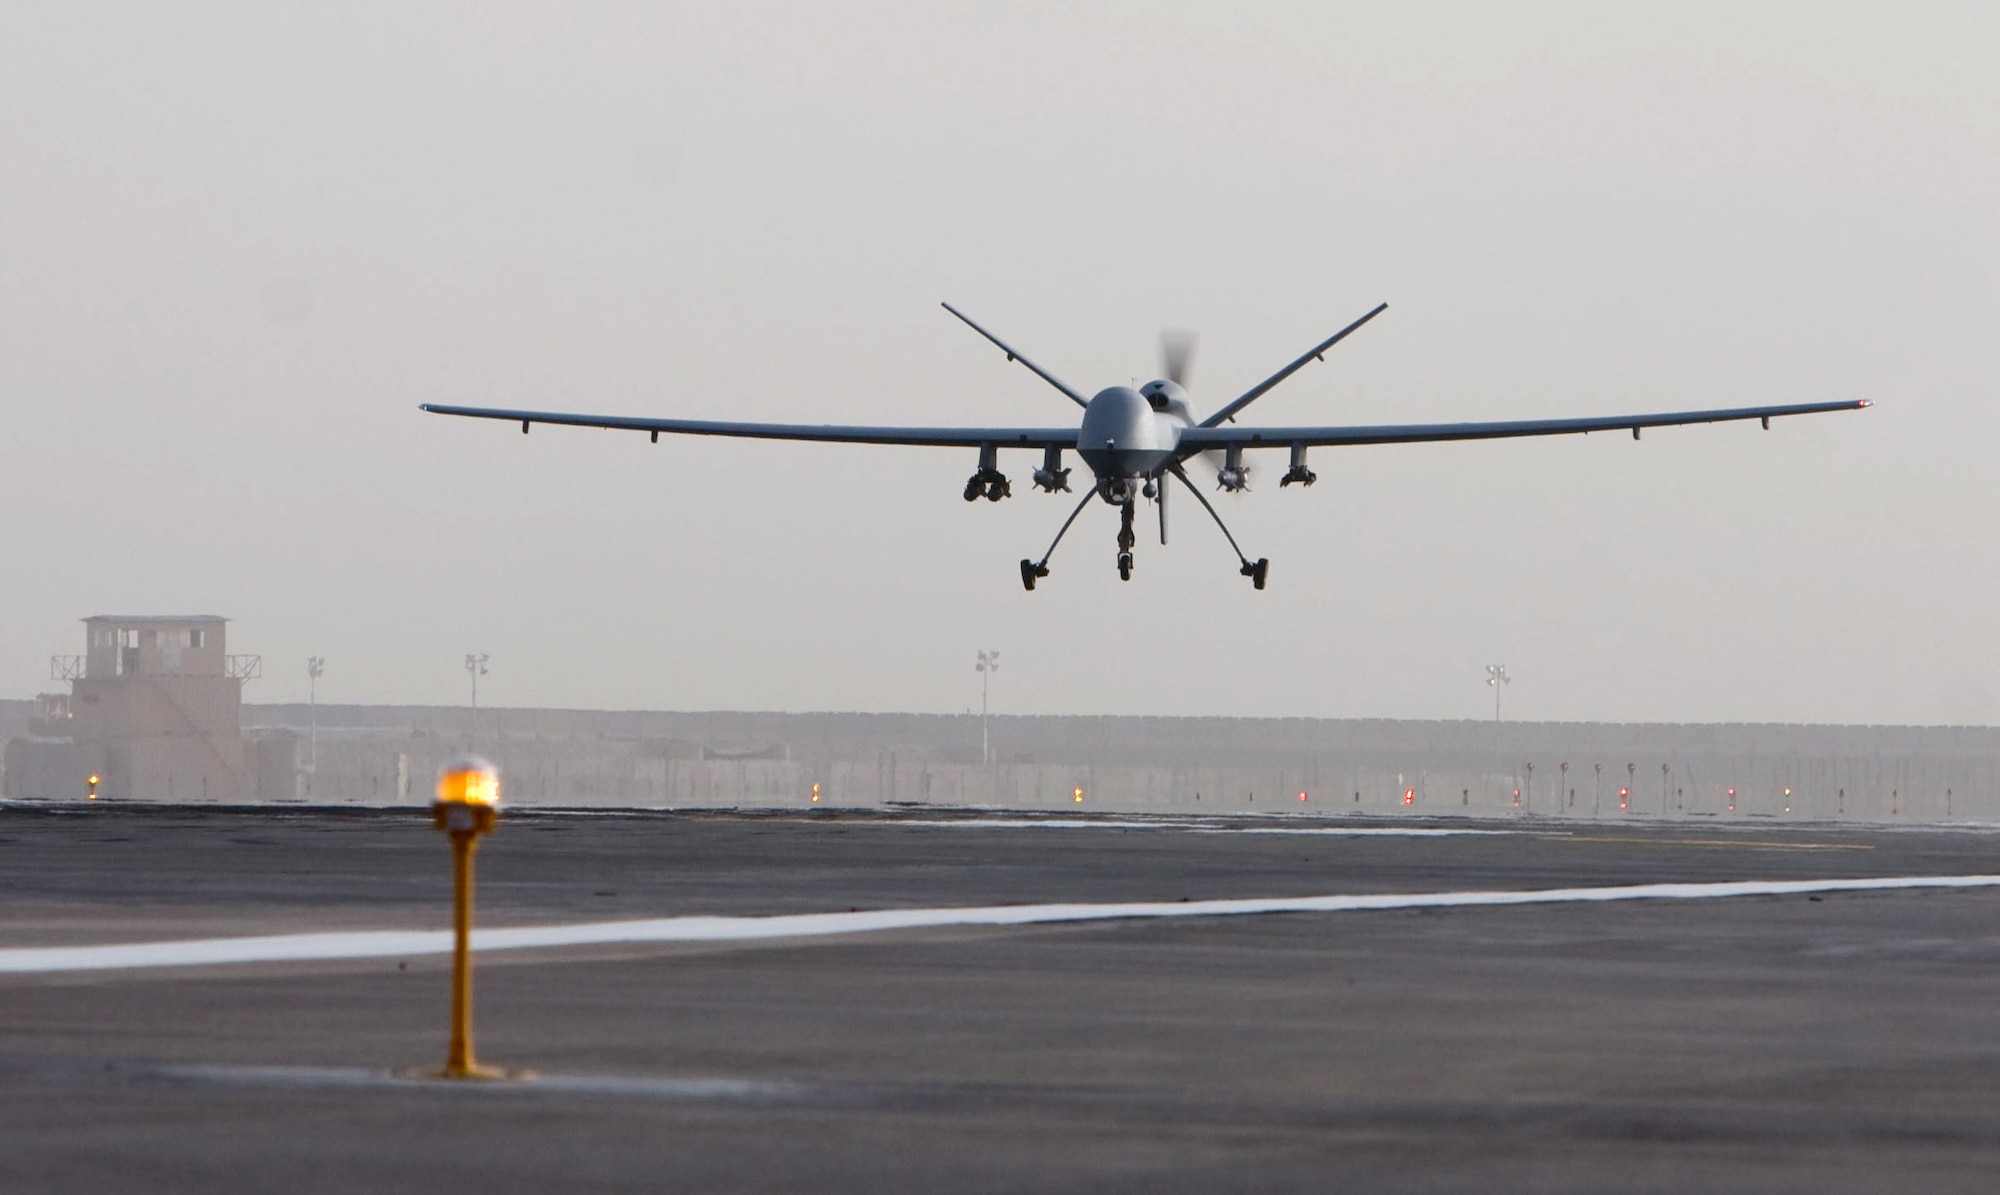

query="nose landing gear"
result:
[1116,496,1137,581]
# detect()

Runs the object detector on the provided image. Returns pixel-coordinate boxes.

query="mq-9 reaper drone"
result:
[422,302,1868,591]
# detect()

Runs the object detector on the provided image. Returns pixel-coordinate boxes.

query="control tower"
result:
[60,616,261,801]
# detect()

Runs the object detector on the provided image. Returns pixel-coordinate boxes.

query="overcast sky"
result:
[2,3,1994,724]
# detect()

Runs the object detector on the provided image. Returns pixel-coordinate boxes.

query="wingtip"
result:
[1857,399,1873,408]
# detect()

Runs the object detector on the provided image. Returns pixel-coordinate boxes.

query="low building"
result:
[31,616,262,802]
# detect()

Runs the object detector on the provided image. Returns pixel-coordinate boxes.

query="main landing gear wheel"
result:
[1020,559,1049,591]
[1240,558,1269,590]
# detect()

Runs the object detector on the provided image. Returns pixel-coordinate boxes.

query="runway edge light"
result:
[423,755,524,1082]
[87,774,99,802]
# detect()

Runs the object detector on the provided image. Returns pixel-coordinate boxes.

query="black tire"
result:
[1019,560,1038,591]
[1118,553,1133,581]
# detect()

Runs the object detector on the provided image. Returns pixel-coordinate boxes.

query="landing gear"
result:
[1019,487,1096,591]
[1115,497,1137,581]
[1018,470,1251,590]
[1167,463,1271,591]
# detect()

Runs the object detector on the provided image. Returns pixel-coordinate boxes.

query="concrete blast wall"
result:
[9,698,1997,822]
[161,706,2000,825]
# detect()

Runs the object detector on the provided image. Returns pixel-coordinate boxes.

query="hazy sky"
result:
[2,3,1995,724]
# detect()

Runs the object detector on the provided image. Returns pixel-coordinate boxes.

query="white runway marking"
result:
[888,818,1517,836]
[3,874,1996,976]
[1192,827,1527,838]
[156,1064,805,1101]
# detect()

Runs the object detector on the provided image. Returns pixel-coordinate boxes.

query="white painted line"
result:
[156,1064,806,1101]
[888,818,1192,831]
[1191,827,1526,838]
[886,818,1519,836]
[3,874,1996,976]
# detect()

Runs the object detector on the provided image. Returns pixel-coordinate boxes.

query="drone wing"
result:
[419,404,1077,450]
[1176,399,1870,451]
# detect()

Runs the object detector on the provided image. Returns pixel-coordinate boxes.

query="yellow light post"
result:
[431,755,506,1080]
[87,774,99,802]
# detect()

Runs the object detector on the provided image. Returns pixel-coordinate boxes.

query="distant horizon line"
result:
[5,694,1990,732]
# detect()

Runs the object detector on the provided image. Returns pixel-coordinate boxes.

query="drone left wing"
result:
[419,404,1077,450]
[1177,399,1869,450]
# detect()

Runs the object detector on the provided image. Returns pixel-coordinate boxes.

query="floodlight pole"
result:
[306,657,324,798]
[465,653,489,744]
[1485,665,1510,723]
[976,650,1000,765]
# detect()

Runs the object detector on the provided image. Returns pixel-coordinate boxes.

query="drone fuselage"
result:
[1077,384,1191,491]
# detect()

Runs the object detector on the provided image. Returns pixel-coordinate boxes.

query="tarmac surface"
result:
[4,805,2000,1191]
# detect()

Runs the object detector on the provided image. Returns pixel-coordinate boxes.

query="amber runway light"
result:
[426,755,521,1081]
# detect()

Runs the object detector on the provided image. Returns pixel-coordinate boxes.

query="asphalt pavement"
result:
[2,806,1998,1192]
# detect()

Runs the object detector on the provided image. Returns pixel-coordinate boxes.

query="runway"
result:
[4,806,2000,1192]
